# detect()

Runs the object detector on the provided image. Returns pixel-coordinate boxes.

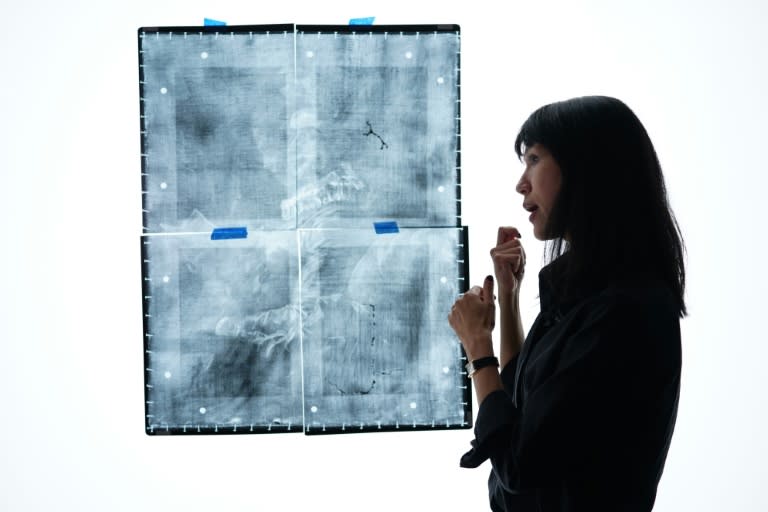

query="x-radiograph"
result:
[139,24,467,434]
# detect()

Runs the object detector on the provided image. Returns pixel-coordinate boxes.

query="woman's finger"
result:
[467,285,483,296]
[496,226,522,246]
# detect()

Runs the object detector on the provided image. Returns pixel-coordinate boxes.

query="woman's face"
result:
[515,144,563,241]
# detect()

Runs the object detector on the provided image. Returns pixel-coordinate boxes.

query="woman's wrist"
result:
[498,288,520,304]
[464,332,494,361]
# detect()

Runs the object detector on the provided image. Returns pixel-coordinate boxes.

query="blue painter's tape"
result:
[211,227,248,240]
[349,17,375,25]
[373,221,399,234]
[204,18,227,26]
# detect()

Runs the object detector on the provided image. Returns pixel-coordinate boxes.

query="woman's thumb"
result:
[483,275,494,301]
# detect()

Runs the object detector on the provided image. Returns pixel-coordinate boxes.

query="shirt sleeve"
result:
[459,296,679,493]
[458,353,521,469]
[500,352,520,396]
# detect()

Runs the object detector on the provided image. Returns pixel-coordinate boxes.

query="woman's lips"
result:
[529,209,537,222]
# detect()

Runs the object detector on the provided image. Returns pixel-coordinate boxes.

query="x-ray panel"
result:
[300,227,469,433]
[142,232,302,433]
[139,25,466,435]
[140,26,296,233]
[294,28,460,228]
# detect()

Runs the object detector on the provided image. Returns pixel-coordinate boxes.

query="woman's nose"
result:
[515,177,528,195]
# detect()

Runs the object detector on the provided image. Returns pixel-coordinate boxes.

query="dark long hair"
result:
[514,96,687,318]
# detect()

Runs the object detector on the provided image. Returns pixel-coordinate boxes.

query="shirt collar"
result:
[537,251,595,317]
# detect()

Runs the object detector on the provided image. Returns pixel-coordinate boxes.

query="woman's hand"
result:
[491,227,526,301]
[448,275,496,361]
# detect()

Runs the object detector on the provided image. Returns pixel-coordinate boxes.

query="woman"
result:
[448,96,686,511]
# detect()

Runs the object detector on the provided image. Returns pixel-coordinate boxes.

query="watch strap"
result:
[465,356,499,378]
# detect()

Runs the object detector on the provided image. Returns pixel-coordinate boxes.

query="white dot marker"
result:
[442,366,450,374]
[160,182,167,189]
[310,406,318,413]
[160,87,168,94]
[200,52,209,59]
[437,76,445,84]
[162,275,170,283]
[440,276,447,284]
[164,371,172,379]
[405,51,413,59]
[306,50,314,58]
[199,407,207,414]
[437,185,445,193]
[410,402,417,409]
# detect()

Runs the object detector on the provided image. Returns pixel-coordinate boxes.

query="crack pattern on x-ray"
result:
[364,121,389,150]
[327,379,377,395]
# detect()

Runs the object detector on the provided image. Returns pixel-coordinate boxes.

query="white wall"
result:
[1,0,766,510]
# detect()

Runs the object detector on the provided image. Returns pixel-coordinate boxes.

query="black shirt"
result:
[460,255,682,511]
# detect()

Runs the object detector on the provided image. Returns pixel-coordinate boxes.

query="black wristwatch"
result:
[465,356,499,378]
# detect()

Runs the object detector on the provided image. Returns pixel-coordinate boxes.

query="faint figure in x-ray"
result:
[178,248,298,401]
[282,166,368,227]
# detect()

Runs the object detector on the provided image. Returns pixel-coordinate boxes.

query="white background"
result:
[1,0,766,510]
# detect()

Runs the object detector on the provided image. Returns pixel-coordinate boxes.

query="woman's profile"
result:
[448,95,686,511]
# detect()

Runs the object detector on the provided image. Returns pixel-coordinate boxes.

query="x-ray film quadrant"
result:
[300,227,469,433]
[294,28,460,229]
[142,232,302,433]
[140,27,296,233]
